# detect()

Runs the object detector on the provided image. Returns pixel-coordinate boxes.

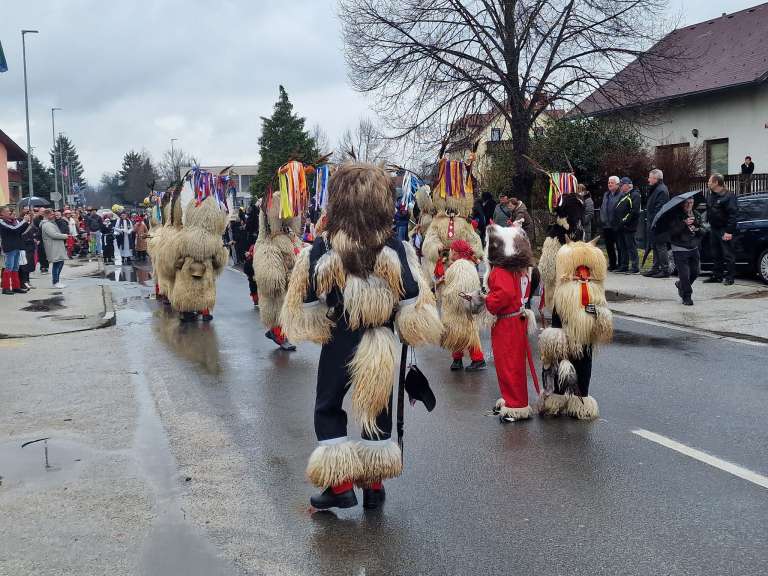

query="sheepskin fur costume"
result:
[282,162,442,493]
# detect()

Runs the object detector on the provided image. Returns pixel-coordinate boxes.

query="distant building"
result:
[577,3,768,178]
[180,164,258,207]
[445,107,564,186]
[0,128,27,205]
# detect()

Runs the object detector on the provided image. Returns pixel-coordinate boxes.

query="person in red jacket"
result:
[483,222,539,422]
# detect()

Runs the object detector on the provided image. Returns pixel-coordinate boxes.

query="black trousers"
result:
[38,242,49,271]
[551,311,593,396]
[603,228,618,269]
[315,317,393,442]
[651,240,670,272]
[618,230,638,270]
[19,247,36,285]
[242,260,257,295]
[709,228,735,280]
[673,249,699,299]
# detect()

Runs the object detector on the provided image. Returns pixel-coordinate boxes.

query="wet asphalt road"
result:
[113,265,768,576]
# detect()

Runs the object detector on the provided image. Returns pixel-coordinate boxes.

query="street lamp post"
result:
[170,137,178,181]
[58,132,66,204]
[51,107,62,209]
[21,29,39,201]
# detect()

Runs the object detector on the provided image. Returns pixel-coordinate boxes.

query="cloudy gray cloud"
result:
[0,0,759,182]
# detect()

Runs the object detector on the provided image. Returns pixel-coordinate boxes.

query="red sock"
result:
[11,271,20,289]
[332,481,353,494]
[452,350,463,360]
[369,481,383,491]
[201,308,210,315]
[469,347,485,363]
[251,293,258,304]
[1,270,10,290]
[272,326,285,344]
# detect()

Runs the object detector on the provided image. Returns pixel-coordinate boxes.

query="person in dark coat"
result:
[668,198,703,305]
[480,191,497,225]
[19,214,39,290]
[33,213,49,273]
[613,177,641,273]
[643,169,671,278]
[0,206,31,294]
[101,217,116,264]
[245,202,260,246]
[600,176,622,270]
[704,174,738,285]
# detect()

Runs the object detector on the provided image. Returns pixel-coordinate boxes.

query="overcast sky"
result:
[0,0,760,182]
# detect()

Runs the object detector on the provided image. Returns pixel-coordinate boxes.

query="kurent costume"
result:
[170,195,229,322]
[252,161,309,350]
[281,163,442,510]
[420,158,486,371]
[483,224,540,422]
[539,175,583,312]
[147,187,184,304]
[538,239,613,419]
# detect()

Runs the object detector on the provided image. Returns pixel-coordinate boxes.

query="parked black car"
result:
[699,193,768,283]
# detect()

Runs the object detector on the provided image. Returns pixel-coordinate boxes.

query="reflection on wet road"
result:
[111,265,768,576]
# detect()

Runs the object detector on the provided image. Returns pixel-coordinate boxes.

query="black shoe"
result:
[465,360,487,372]
[201,313,213,322]
[629,268,640,274]
[2,289,13,295]
[682,297,694,306]
[723,278,734,286]
[608,266,617,272]
[614,267,628,273]
[703,276,722,284]
[362,486,386,510]
[642,269,658,277]
[500,414,519,423]
[310,487,358,510]
[450,359,463,371]
[13,287,29,294]
[265,330,278,344]
[650,271,670,278]
[179,312,197,322]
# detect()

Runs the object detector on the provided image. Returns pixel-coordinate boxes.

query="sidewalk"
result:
[0,258,115,339]
[605,271,768,342]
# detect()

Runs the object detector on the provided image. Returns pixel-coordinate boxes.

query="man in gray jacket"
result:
[599,176,621,270]
[643,169,671,278]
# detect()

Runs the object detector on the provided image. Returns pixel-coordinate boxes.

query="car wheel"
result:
[759,249,768,284]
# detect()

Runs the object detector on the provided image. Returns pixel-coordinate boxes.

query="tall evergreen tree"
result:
[50,134,86,190]
[17,155,55,200]
[252,85,319,198]
[118,150,156,204]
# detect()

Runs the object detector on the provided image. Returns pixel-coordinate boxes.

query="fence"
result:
[687,173,768,196]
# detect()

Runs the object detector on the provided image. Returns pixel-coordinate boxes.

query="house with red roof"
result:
[0,128,27,205]
[578,3,768,182]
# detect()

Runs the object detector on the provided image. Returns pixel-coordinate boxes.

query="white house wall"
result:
[639,83,768,174]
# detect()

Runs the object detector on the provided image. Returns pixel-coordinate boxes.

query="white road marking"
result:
[632,428,768,490]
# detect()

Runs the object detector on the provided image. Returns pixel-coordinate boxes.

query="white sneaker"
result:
[53,282,67,289]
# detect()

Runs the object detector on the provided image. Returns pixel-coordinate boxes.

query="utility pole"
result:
[58,132,66,205]
[51,108,62,209]
[22,29,39,200]
[170,137,178,181]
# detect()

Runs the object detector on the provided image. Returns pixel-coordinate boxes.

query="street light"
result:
[21,29,39,201]
[51,107,62,209]
[170,137,178,181]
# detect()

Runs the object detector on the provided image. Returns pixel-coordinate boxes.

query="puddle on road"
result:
[88,266,153,285]
[21,296,66,312]
[0,437,88,490]
[610,329,688,349]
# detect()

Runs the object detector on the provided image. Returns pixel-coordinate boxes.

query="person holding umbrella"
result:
[668,197,703,305]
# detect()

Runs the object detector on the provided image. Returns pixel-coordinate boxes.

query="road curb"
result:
[610,308,768,346]
[0,284,117,340]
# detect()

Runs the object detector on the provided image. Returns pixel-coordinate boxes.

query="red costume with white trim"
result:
[483,224,538,421]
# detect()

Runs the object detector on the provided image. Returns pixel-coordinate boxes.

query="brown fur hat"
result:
[485,224,534,271]
[326,163,394,276]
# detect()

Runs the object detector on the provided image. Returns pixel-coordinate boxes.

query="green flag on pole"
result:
[0,41,8,73]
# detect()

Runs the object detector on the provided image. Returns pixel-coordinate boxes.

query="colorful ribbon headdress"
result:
[434,158,474,200]
[547,172,577,213]
[314,164,331,211]
[189,166,231,211]
[277,160,310,219]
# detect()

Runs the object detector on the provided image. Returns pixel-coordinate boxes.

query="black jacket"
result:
[669,209,703,250]
[0,218,30,252]
[646,182,670,241]
[706,189,738,234]
[613,189,641,232]
[87,213,102,232]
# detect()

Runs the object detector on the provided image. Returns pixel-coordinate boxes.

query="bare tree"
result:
[337,117,393,163]
[158,146,197,184]
[339,0,681,203]
[310,123,331,155]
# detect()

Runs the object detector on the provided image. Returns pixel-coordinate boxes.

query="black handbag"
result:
[404,362,436,412]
